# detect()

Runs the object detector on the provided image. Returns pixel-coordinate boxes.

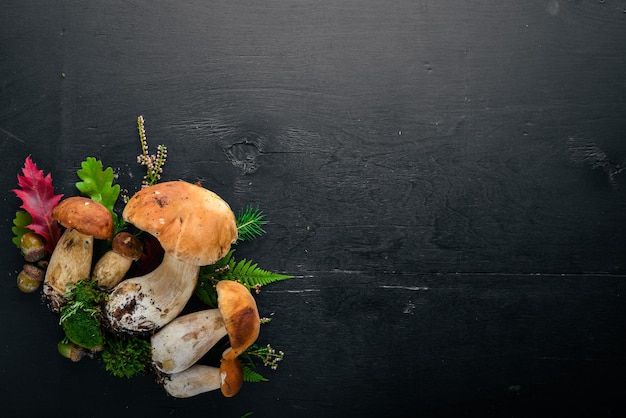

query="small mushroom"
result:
[105,181,238,333]
[43,197,114,311]
[162,350,244,398]
[151,280,260,374]
[92,231,143,290]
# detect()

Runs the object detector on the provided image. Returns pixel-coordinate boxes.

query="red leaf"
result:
[12,155,64,253]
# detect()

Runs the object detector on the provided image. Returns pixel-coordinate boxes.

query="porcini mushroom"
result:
[105,181,238,333]
[92,231,143,290]
[151,280,260,374]
[43,197,114,311]
[162,350,244,398]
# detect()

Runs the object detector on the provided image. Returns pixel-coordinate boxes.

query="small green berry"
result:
[57,340,87,362]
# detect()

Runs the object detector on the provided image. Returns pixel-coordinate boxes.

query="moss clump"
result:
[101,335,151,378]
[60,306,104,350]
[60,279,107,350]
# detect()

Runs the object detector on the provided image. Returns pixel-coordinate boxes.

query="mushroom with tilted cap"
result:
[151,279,260,374]
[92,231,143,290]
[161,348,244,398]
[43,196,114,311]
[105,181,238,333]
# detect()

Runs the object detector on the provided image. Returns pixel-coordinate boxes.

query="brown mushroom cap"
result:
[216,280,260,360]
[122,181,238,266]
[111,231,143,260]
[52,197,114,240]
[219,354,244,397]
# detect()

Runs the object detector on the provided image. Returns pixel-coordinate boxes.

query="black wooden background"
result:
[2,1,626,417]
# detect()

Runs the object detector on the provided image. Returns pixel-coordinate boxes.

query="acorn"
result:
[17,263,45,293]
[20,232,47,263]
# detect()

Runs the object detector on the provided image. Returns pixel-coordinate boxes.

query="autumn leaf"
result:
[12,155,64,253]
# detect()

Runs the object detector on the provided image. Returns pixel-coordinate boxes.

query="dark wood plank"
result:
[2,0,626,416]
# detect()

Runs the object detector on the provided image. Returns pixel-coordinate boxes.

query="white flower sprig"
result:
[136,115,167,187]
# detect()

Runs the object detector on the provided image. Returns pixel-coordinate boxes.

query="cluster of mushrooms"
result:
[40,181,261,398]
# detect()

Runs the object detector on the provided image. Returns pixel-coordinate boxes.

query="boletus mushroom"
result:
[105,181,238,333]
[92,231,143,290]
[43,197,114,311]
[151,280,260,374]
[162,349,244,398]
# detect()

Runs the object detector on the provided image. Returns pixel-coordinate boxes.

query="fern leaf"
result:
[236,205,267,242]
[195,250,292,307]
[242,364,268,383]
[195,280,218,308]
[230,258,293,289]
[195,250,236,308]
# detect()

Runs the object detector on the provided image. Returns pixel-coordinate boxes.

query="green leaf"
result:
[195,251,236,308]
[75,157,121,216]
[242,364,269,383]
[195,250,292,308]
[230,258,293,289]
[236,205,267,242]
[11,211,33,249]
[195,279,218,308]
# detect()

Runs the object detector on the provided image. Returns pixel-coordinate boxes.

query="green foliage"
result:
[195,250,234,307]
[242,364,269,383]
[11,210,32,249]
[101,335,151,378]
[236,205,268,242]
[195,250,293,308]
[75,157,121,218]
[230,258,293,288]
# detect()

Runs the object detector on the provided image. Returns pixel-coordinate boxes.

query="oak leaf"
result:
[12,155,63,253]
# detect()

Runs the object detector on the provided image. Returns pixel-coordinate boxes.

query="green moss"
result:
[101,335,151,378]
[60,306,104,350]
[65,278,107,305]
[60,279,107,350]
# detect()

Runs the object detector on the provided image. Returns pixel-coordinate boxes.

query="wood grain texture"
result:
[2,0,626,416]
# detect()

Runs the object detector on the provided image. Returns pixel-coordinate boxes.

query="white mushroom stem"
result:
[162,364,222,398]
[152,280,261,373]
[92,251,132,290]
[151,309,227,374]
[162,352,243,398]
[43,228,94,312]
[92,232,143,290]
[105,252,199,333]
